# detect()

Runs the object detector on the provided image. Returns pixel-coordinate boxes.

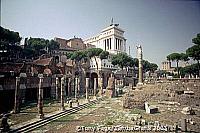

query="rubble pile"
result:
[122,93,145,109]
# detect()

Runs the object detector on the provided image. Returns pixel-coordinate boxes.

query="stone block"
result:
[145,102,158,114]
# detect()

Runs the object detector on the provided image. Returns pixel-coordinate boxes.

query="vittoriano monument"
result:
[136,45,143,86]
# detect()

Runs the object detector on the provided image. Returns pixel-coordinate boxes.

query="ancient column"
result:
[14,77,20,113]
[75,77,78,101]
[93,78,97,98]
[137,45,143,85]
[38,76,44,119]
[68,78,71,97]
[105,74,115,98]
[78,77,80,95]
[19,76,27,104]
[60,77,65,111]
[85,78,89,100]
[99,77,104,95]
[181,119,187,132]
[51,76,56,98]
[55,77,59,100]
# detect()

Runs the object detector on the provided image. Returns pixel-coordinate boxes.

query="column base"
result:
[85,99,90,103]
[93,96,97,100]
[60,107,65,111]
[37,113,44,119]
[137,82,143,86]
[136,82,143,90]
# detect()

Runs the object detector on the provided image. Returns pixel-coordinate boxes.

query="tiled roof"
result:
[33,58,52,66]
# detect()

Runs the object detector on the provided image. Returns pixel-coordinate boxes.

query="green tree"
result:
[66,52,74,59]
[111,52,130,69]
[149,63,158,72]
[186,44,200,76]
[167,53,182,77]
[192,33,200,45]
[47,40,60,54]
[180,63,199,77]
[70,50,87,62]
[180,53,189,62]
[186,33,200,76]
[99,51,109,60]
[0,26,22,61]
[142,60,158,72]
[22,48,35,59]
[166,54,172,62]
[26,38,47,57]
[86,48,103,70]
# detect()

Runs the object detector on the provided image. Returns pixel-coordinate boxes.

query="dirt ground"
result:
[29,80,200,133]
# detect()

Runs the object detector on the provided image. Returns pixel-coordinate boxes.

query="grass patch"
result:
[105,120,113,125]
[130,108,145,114]
[87,105,97,109]
[83,123,97,127]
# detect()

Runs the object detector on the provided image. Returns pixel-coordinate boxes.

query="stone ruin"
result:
[181,107,195,115]
[122,93,145,109]
[145,102,158,114]
[105,74,116,98]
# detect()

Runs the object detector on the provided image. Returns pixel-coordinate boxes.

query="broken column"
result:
[38,75,44,119]
[105,73,115,98]
[93,78,97,98]
[137,45,143,86]
[145,102,158,114]
[60,77,65,111]
[181,119,187,132]
[98,76,103,96]
[85,78,89,101]
[55,77,59,100]
[13,77,20,113]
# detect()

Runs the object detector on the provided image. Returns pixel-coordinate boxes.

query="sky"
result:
[1,0,200,68]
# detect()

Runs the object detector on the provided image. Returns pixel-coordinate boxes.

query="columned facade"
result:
[84,23,127,73]
[84,24,126,55]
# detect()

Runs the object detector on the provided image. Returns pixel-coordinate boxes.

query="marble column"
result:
[14,77,20,113]
[60,77,65,111]
[51,77,56,98]
[55,77,59,100]
[75,77,78,101]
[94,78,97,97]
[38,77,44,119]
[99,77,103,95]
[85,78,89,100]
[137,45,143,85]
[67,78,71,97]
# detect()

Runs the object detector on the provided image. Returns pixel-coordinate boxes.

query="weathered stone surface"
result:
[145,102,158,114]
[106,75,115,90]
[181,107,195,115]
[123,94,145,109]
[0,114,10,132]
[105,74,115,98]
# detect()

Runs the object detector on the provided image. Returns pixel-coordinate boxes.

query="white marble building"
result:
[84,23,127,71]
[84,24,126,54]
